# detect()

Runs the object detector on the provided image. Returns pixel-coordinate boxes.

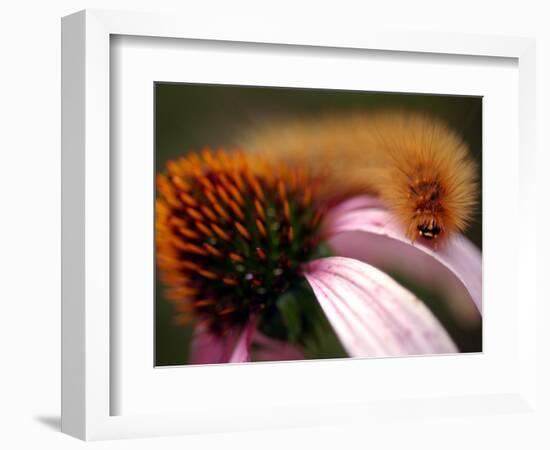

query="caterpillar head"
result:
[417,221,441,240]
[402,155,477,245]
[407,177,447,243]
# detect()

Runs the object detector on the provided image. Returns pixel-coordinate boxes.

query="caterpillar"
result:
[241,111,478,244]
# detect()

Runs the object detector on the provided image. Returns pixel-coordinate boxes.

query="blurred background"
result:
[155,83,482,366]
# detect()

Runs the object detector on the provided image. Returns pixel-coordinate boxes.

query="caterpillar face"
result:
[408,174,446,241]
[417,222,441,239]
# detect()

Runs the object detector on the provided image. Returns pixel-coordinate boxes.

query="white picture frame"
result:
[61,9,538,441]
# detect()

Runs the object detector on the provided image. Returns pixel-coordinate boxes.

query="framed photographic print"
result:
[153,83,483,367]
[61,9,538,441]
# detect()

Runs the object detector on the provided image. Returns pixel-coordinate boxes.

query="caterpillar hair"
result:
[241,111,478,244]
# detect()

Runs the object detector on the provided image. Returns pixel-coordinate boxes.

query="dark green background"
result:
[154,83,483,366]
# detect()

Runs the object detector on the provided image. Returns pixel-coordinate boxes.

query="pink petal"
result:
[189,326,240,365]
[229,316,257,363]
[251,333,305,362]
[191,318,299,364]
[304,257,458,357]
[324,200,482,324]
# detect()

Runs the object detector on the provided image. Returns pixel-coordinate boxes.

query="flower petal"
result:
[191,318,298,364]
[229,316,257,363]
[251,332,305,362]
[325,200,482,323]
[189,326,240,365]
[304,256,458,357]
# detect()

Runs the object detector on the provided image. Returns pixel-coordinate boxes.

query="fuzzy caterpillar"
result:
[241,111,478,243]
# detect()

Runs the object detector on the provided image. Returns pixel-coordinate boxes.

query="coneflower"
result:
[157,149,324,334]
[157,149,481,363]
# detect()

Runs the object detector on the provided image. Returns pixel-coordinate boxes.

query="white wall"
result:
[0,1,548,449]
